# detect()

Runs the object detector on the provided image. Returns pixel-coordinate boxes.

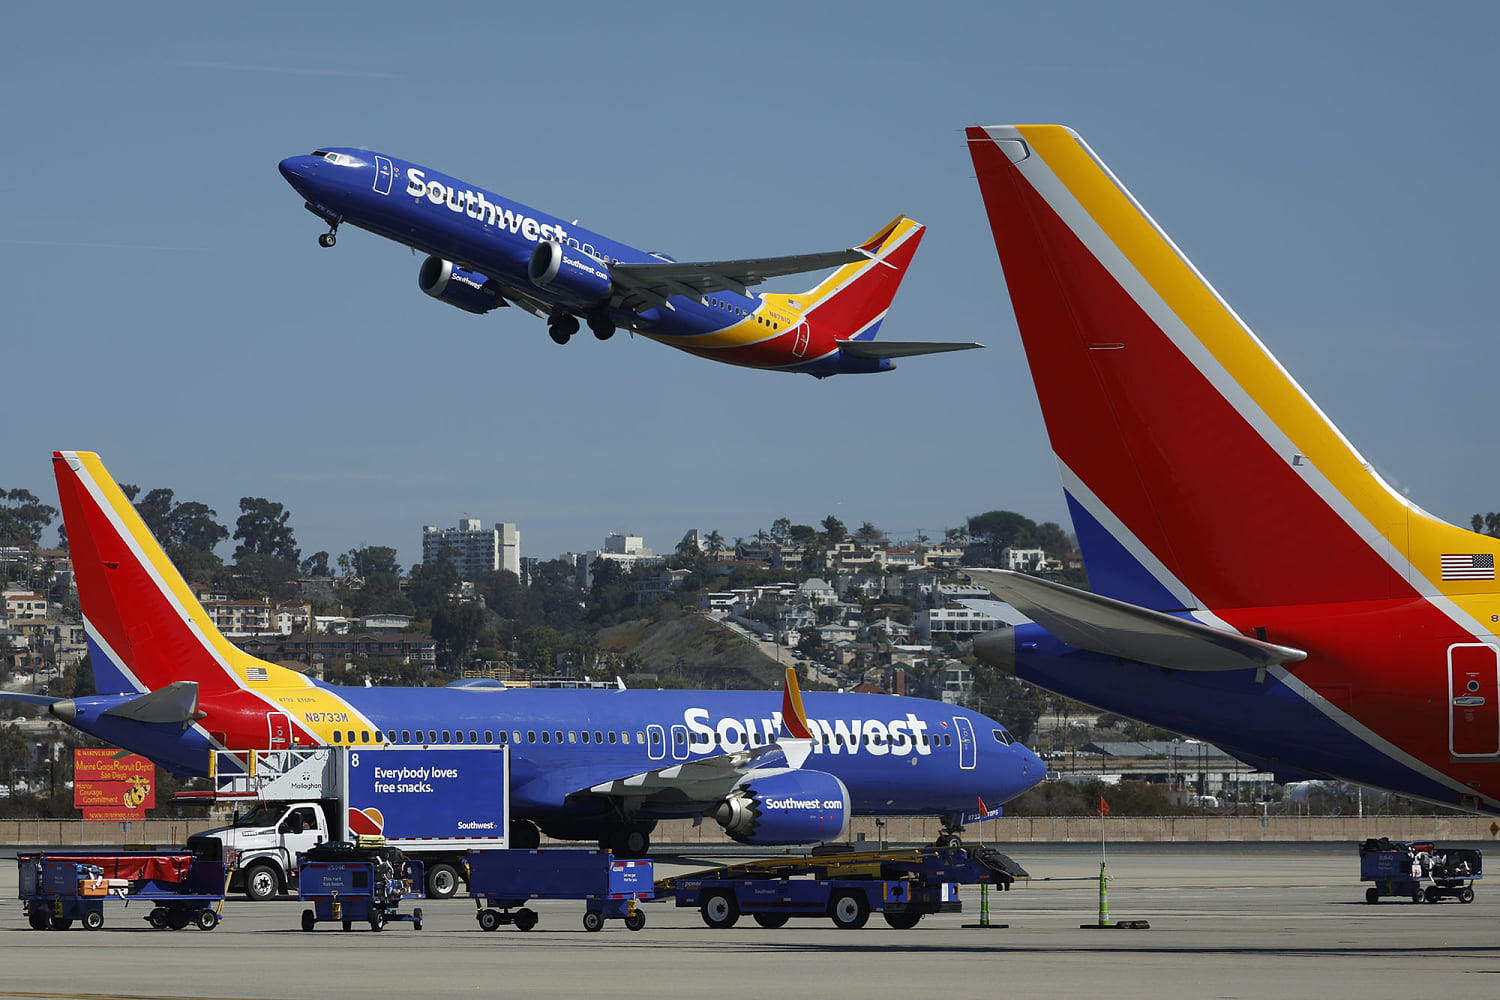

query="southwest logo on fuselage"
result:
[684,708,933,756]
[279,147,982,376]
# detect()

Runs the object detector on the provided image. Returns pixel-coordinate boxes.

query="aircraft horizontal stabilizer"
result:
[0,691,61,707]
[101,681,203,725]
[836,339,984,359]
[966,570,1306,671]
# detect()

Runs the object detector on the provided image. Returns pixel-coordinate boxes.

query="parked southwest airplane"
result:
[7,452,1042,854]
[277,149,980,376]
[965,124,1500,813]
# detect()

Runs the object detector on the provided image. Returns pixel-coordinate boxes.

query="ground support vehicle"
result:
[297,840,424,932]
[185,746,508,900]
[18,844,229,931]
[1359,839,1482,904]
[657,845,1027,930]
[468,849,653,932]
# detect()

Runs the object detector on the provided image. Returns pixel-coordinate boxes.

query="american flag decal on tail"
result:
[1441,554,1495,581]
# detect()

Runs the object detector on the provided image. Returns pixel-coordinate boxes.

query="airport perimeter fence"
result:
[0,814,1496,848]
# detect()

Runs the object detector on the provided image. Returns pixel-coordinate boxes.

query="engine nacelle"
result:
[709,769,851,846]
[418,256,503,314]
[527,241,612,304]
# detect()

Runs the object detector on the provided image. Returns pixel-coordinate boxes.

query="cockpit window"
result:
[311,150,363,167]
[312,150,331,158]
[992,728,1014,745]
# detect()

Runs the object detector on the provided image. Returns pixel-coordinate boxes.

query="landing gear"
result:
[586,308,616,341]
[547,311,579,345]
[510,819,541,850]
[317,230,337,248]
[934,814,964,848]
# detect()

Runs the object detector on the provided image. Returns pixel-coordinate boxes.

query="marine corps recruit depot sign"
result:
[74,749,156,820]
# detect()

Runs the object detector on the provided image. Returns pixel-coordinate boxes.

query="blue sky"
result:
[4,2,1497,567]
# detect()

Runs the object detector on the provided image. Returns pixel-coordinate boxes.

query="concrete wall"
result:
[1,814,1494,847]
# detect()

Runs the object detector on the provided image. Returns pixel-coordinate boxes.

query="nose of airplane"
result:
[278,155,317,191]
[973,626,1016,675]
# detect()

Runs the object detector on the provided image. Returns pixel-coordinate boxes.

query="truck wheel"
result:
[425,862,460,899]
[884,911,922,929]
[195,910,219,931]
[582,910,604,932]
[302,909,316,932]
[243,863,280,901]
[701,891,740,929]
[753,913,790,929]
[830,892,871,929]
[82,910,104,931]
[478,908,502,932]
[514,907,539,931]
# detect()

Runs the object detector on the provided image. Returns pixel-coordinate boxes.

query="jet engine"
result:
[418,257,504,314]
[527,241,612,304]
[709,768,851,846]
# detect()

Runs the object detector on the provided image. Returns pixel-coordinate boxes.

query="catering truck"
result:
[186,746,508,901]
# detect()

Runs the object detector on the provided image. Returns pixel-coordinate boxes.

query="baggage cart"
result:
[467,849,652,932]
[297,840,424,931]
[1359,838,1482,904]
[17,842,229,931]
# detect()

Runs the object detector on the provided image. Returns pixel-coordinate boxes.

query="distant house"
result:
[798,578,836,606]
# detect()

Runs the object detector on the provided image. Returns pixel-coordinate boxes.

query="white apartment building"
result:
[422,517,520,580]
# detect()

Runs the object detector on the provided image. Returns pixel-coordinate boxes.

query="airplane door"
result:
[670,724,689,761]
[1449,643,1499,757]
[646,724,666,762]
[372,155,395,196]
[268,712,292,751]
[792,323,810,358]
[952,717,976,770]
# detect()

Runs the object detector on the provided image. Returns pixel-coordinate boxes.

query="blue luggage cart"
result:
[467,849,652,932]
[297,841,424,931]
[17,843,229,931]
[1359,839,1482,904]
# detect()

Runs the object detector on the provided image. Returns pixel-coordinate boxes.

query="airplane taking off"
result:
[8,451,1042,855]
[277,149,980,376]
[966,124,1500,814]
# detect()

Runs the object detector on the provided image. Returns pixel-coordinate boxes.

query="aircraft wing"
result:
[606,219,906,313]
[583,740,813,806]
[836,339,984,359]
[966,569,1306,671]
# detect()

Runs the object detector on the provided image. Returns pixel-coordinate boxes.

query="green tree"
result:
[788,524,818,545]
[820,515,846,543]
[0,488,58,548]
[347,546,401,578]
[300,551,331,577]
[770,518,792,543]
[234,498,300,563]
[704,530,725,555]
[431,603,489,668]
[967,510,1038,551]
[1035,521,1074,558]
[407,554,459,614]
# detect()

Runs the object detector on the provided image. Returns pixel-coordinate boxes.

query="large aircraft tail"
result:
[54,451,306,696]
[801,215,925,342]
[965,125,1500,613]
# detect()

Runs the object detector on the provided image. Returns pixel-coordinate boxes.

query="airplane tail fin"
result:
[965,125,1500,612]
[801,215,925,342]
[54,451,299,695]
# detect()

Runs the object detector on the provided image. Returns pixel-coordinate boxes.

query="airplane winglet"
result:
[781,667,813,739]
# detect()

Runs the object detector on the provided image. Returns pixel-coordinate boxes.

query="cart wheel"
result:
[167,912,190,930]
[624,910,646,932]
[514,908,538,931]
[752,913,790,929]
[370,914,385,932]
[1460,886,1475,904]
[583,910,604,932]
[830,892,871,929]
[342,919,352,932]
[1425,886,1440,903]
[884,911,923,929]
[701,891,740,929]
[412,906,423,931]
[1365,887,1379,904]
[478,908,502,932]
[48,916,73,931]
[82,910,104,931]
[149,907,169,929]
[1411,888,1423,903]
[302,909,316,932]
[195,909,219,931]
[28,909,48,931]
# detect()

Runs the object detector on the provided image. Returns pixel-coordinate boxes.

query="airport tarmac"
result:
[2,843,1496,1000]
